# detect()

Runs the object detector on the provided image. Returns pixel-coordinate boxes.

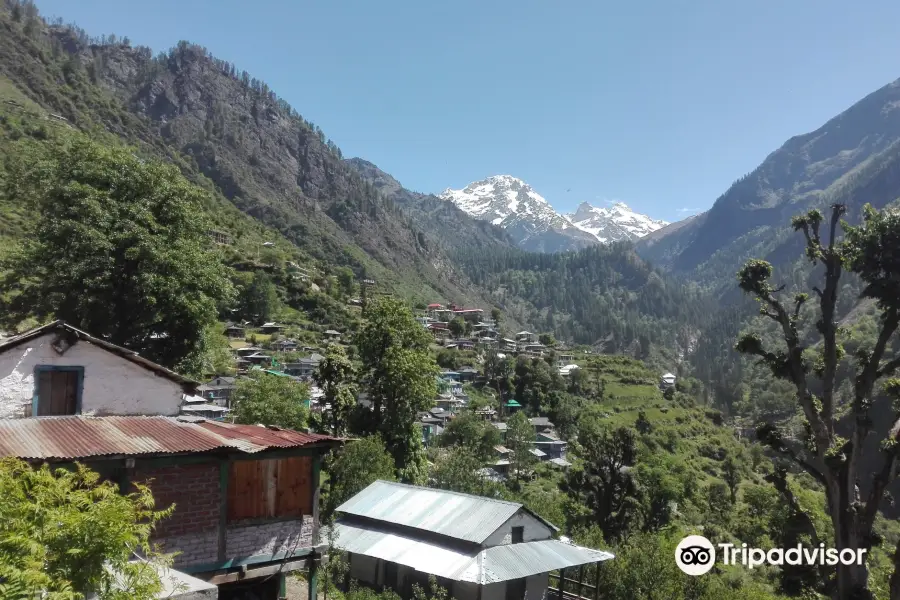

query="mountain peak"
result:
[440,176,666,252]
[566,201,668,243]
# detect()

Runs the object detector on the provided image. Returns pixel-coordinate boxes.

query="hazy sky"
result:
[33,0,900,221]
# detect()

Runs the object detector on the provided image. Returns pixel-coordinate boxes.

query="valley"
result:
[2,1,900,599]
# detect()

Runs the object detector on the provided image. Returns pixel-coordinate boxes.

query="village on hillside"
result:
[0,277,682,600]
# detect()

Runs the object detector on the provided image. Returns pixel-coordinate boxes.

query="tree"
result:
[314,344,357,436]
[539,333,556,347]
[0,136,234,368]
[239,271,279,323]
[506,410,536,486]
[635,410,653,434]
[324,436,395,518]
[491,307,502,328]
[231,370,309,431]
[430,447,488,495]
[563,424,642,540]
[335,267,356,299]
[448,317,466,338]
[0,458,173,599]
[435,350,460,370]
[178,323,236,380]
[735,204,900,599]
[484,349,514,404]
[438,411,501,461]
[721,455,743,505]
[356,298,438,483]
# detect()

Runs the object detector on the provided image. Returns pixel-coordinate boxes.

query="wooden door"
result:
[37,369,79,416]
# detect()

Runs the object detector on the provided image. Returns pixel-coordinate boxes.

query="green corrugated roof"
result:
[505,399,522,407]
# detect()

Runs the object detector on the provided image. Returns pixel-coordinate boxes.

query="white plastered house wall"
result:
[0,325,193,419]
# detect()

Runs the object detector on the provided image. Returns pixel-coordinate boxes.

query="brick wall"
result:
[134,463,220,539]
[226,515,314,559]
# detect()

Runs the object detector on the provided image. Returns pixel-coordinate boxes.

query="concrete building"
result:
[661,372,677,389]
[0,415,340,599]
[0,321,197,420]
[331,481,613,599]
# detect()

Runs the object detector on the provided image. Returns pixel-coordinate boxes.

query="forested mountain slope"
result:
[345,158,517,255]
[636,77,900,291]
[455,243,710,363]
[0,2,494,306]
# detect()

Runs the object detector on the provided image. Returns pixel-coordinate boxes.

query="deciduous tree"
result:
[231,370,309,431]
[506,410,537,487]
[563,424,642,540]
[1,136,234,368]
[356,298,438,483]
[736,204,900,599]
[314,344,357,436]
[324,436,395,518]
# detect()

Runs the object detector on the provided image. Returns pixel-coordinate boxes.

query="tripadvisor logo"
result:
[675,535,867,576]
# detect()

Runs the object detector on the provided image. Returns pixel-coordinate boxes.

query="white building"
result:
[661,372,677,389]
[0,321,196,419]
[331,480,613,599]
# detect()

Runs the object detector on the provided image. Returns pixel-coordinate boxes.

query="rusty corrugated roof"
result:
[0,416,338,460]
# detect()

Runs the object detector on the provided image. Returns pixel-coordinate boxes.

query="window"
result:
[227,456,312,522]
[512,526,524,544]
[33,366,83,416]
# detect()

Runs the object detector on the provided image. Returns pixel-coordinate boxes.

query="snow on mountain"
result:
[566,201,668,243]
[440,175,567,229]
[440,175,666,252]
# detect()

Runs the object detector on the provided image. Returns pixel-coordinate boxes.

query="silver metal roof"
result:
[336,480,522,544]
[331,521,612,584]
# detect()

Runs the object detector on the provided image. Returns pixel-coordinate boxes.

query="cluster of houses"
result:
[486,415,572,478]
[0,320,614,600]
[416,366,573,479]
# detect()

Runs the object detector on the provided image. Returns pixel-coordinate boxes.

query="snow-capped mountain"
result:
[440,175,666,252]
[440,175,596,252]
[567,201,668,243]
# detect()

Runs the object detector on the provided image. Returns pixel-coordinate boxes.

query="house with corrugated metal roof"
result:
[330,480,613,599]
[0,321,198,420]
[0,415,341,600]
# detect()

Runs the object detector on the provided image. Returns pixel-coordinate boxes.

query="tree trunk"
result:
[828,472,872,600]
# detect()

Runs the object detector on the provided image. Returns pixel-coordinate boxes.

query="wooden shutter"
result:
[37,370,79,416]
[227,456,312,522]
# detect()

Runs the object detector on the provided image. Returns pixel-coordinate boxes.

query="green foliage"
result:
[356,297,438,483]
[430,447,492,495]
[593,531,781,600]
[448,317,466,338]
[0,457,173,599]
[323,436,396,519]
[231,370,309,430]
[0,135,234,367]
[335,266,356,299]
[506,410,537,486]
[238,270,279,323]
[178,323,236,379]
[314,344,357,436]
[564,424,642,540]
[455,243,709,355]
[437,411,501,462]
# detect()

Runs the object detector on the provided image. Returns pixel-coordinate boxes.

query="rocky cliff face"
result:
[0,18,497,305]
[345,158,516,255]
[636,77,900,288]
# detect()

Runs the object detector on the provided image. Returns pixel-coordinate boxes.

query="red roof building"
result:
[0,415,341,598]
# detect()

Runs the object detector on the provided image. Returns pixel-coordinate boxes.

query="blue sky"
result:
[33,0,900,222]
